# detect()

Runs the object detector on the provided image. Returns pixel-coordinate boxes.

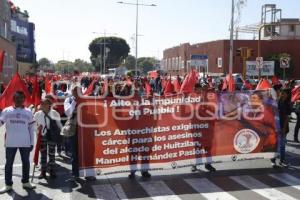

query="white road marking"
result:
[92,184,120,200]
[269,173,300,190]
[40,187,72,200]
[139,180,183,200]
[230,175,298,200]
[185,178,238,200]
[112,183,128,200]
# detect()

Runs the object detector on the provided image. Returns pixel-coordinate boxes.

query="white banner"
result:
[246,61,275,76]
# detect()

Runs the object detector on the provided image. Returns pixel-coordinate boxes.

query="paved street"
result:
[0,119,299,200]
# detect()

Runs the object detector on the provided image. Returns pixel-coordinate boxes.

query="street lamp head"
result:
[150,4,157,6]
[117,1,124,4]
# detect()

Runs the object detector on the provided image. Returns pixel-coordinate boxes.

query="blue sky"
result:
[12,0,300,63]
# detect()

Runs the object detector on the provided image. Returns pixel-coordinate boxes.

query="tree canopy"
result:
[89,37,130,73]
[137,57,160,75]
[54,59,94,74]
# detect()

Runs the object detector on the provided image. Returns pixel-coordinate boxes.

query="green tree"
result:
[73,59,95,72]
[266,53,292,79]
[89,37,130,73]
[124,55,136,70]
[55,60,73,74]
[137,57,159,75]
[38,57,54,72]
[38,57,51,67]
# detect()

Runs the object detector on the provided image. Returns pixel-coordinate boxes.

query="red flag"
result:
[84,78,97,95]
[244,81,253,90]
[45,76,52,94]
[31,75,41,107]
[227,74,235,92]
[164,79,174,96]
[173,79,181,93]
[0,50,5,73]
[292,85,300,96]
[256,78,271,90]
[222,74,235,92]
[149,71,158,79]
[0,73,32,110]
[145,82,152,96]
[33,126,43,165]
[271,76,280,86]
[292,85,300,102]
[180,70,198,93]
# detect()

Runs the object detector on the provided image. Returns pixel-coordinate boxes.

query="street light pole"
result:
[135,0,139,77]
[117,1,157,77]
[229,0,235,76]
[104,30,106,74]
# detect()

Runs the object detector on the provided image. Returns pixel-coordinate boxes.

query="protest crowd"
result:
[0,69,299,194]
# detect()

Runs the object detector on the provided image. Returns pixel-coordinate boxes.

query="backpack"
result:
[43,112,62,143]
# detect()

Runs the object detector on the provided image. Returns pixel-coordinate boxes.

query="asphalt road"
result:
[0,117,299,200]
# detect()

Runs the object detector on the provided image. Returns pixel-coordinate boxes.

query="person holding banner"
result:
[294,100,300,143]
[34,98,63,179]
[64,85,96,181]
[0,91,36,194]
[64,85,81,180]
[271,89,291,167]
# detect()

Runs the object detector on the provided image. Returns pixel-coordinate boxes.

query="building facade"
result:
[163,39,300,78]
[0,0,16,84]
[10,6,36,75]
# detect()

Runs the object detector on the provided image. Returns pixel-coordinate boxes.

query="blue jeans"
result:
[277,133,287,162]
[69,135,79,177]
[5,147,31,186]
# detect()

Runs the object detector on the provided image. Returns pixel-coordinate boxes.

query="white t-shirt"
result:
[34,109,63,136]
[0,106,35,147]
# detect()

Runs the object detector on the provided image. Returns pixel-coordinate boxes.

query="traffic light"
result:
[236,48,242,57]
[247,48,255,58]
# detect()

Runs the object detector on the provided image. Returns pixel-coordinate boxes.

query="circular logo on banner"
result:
[231,155,237,161]
[234,129,260,154]
[96,169,102,176]
[171,162,177,169]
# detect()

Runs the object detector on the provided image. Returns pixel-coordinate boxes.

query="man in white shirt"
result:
[64,85,80,180]
[34,98,63,179]
[0,91,36,194]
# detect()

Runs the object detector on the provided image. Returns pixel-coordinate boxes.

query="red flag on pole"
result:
[271,76,280,86]
[173,79,181,93]
[227,74,235,92]
[33,126,43,165]
[45,76,52,94]
[0,50,5,73]
[292,85,300,102]
[180,70,198,93]
[0,73,32,110]
[222,74,235,92]
[164,79,174,96]
[31,75,41,108]
[256,78,271,90]
[84,78,97,95]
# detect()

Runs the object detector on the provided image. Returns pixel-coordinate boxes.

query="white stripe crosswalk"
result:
[184,177,238,200]
[269,173,300,190]
[91,173,300,200]
[139,180,181,200]
[230,175,298,200]
[1,172,300,199]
